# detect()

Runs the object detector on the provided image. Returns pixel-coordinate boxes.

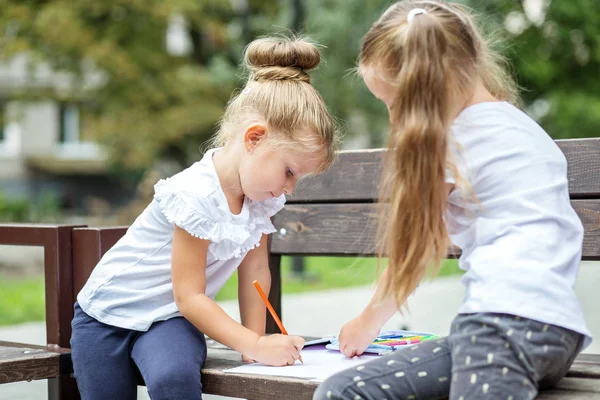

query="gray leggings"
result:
[313,313,583,400]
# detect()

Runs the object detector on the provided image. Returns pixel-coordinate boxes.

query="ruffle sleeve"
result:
[248,194,286,235]
[154,179,251,244]
[255,194,286,218]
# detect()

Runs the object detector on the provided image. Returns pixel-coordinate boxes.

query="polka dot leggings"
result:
[313,313,583,400]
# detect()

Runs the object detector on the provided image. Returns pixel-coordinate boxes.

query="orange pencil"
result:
[252,280,304,364]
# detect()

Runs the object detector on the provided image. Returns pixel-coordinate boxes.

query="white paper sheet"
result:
[223,347,379,382]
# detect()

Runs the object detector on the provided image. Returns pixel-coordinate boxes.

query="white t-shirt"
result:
[447,101,591,349]
[77,148,286,331]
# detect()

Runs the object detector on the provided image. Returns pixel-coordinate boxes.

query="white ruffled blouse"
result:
[77,148,286,331]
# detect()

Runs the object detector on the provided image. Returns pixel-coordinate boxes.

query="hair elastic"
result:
[407,8,427,23]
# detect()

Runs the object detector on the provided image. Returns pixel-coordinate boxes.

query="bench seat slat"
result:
[272,200,600,260]
[1,344,597,397]
[203,346,319,399]
[538,377,600,399]
[203,347,600,400]
[202,347,600,399]
[568,354,600,379]
[288,138,600,203]
[203,366,316,400]
[0,341,60,384]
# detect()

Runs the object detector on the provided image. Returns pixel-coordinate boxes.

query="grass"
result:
[214,256,462,301]
[0,257,462,326]
[0,275,45,326]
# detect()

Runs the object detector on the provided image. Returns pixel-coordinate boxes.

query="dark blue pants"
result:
[70,302,207,400]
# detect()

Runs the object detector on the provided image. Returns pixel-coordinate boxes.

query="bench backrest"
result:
[0,138,597,345]
[65,137,600,332]
[272,139,600,259]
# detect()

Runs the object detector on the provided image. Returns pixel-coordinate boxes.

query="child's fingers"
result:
[342,344,357,358]
[241,354,255,363]
[289,344,300,360]
[292,335,305,349]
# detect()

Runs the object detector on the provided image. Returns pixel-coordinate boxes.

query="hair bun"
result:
[245,37,321,83]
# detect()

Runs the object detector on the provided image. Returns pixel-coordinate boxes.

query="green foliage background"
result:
[1,0,598,170]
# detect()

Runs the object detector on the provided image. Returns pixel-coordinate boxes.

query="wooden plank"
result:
[0,342,60,384]
[72,227,128,296]
[267,253,282,334]
[203,346,316,400]
[288,138,600,203]
[289,149,383,203]
[576,201,600,260]
[538,377,600,399]
[203,346,600,400]
[568,354,600,379]
[202,366,316,400]
[44,226,79,350]
[558,139,600,199]
[272,203,379,256]
[271,200,600,260]
[3,339,596,399]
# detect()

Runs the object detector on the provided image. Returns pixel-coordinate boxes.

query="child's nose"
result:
[283,182,295,196]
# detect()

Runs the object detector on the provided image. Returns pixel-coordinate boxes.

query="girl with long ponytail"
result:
[314,2,589,399]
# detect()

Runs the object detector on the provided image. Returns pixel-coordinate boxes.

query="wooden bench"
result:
[1,137,600,399]
[0,224,81,399]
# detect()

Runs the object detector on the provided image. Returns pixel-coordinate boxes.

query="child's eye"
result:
[286,168,294,177]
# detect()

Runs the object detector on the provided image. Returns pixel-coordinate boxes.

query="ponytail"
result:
[358,1,511,307]
[378,11,453,306]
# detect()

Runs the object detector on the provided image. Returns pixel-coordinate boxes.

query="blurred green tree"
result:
[0,0,280,170]
[463,0,600,139]
[1,0,598,168]
[303,0,391,147]
[303,0,599,143]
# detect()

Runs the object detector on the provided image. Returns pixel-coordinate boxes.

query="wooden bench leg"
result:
[267,254,282,334]
[48,376,79,400]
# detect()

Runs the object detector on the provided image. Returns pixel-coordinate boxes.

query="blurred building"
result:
[0,54,128,212]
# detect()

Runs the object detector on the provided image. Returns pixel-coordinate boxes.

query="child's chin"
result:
[260,194,274,201]
[245,193,266,202]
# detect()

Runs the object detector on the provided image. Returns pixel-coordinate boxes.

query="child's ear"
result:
[243,123,267,154]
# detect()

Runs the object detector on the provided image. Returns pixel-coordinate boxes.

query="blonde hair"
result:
[359,1,519,307]
[214,37,339,172]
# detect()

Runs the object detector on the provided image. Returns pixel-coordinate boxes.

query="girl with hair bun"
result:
[71,37,340,400]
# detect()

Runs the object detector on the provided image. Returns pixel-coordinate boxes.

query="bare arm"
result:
[171,226,303,366]
[358,268,398,328]
[238,234,271,336]
[237,234,271,361]
[171,226,260,355]
[339,183,455,357]
[336,268,397,357]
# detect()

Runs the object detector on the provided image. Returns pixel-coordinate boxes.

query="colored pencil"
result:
[252,280,304,364]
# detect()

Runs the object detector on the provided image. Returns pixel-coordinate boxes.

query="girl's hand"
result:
[249,334,305,366]
[338,315,380,358]
[241,354,255,363]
